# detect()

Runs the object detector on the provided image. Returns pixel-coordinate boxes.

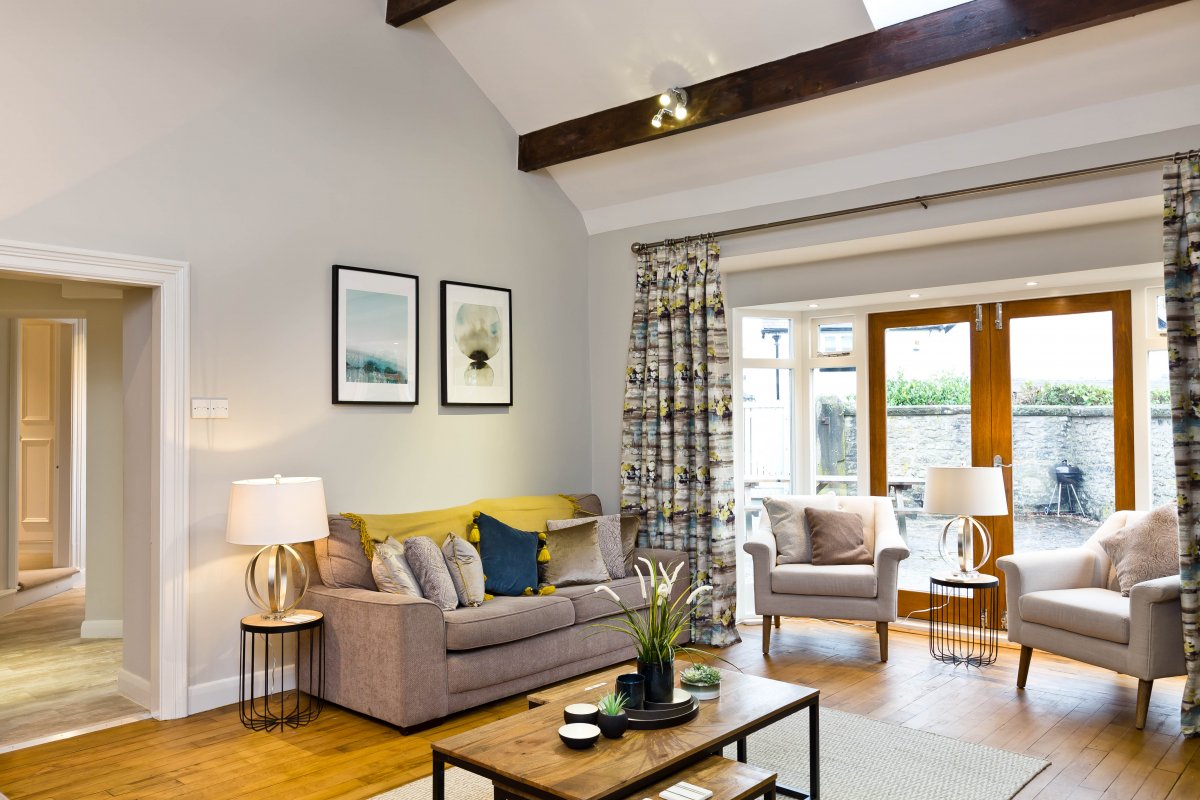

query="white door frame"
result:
[0,238,189,719]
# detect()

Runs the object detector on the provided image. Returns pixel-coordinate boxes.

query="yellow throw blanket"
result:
[343,494,582,559]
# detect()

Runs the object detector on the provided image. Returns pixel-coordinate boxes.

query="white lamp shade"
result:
[922,466,1008,517]
[226,476,329,546]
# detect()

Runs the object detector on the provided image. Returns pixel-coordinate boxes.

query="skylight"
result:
[862,0,976,30]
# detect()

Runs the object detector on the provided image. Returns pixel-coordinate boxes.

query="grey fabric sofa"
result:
[294,493,689,731]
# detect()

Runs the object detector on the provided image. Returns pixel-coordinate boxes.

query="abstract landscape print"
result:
[440,280,512,406]
[333,265,419,404]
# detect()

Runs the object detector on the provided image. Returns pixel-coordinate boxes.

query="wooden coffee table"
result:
[431,662,820,800]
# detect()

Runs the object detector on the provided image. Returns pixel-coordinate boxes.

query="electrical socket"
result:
[209,398,229,418]
[191,398,211,419]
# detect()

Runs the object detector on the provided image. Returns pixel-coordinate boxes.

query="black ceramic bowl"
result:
[563,703,599,725]
[558,723,600,750]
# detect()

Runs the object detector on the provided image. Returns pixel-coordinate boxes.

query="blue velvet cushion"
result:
[477,512,539,596]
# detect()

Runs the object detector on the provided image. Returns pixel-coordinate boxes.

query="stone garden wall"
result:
[814,402,1173,521]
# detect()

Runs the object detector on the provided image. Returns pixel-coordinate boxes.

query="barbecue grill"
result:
[1043,460,1085,516]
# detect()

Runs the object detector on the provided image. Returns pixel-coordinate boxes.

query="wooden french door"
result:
[868,292,1134,620]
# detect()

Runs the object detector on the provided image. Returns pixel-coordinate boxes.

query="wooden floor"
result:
[0,590,147,753]
[0,617,1195,800]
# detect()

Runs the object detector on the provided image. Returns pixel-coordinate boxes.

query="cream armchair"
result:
[996,510,1185,730]
[743,496,910,661]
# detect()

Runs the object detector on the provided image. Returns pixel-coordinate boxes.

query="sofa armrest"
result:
[872,518,909,618]
[304,585,449,729]
[743,533,776,614]
[873,513,910,566]
[1129,574,1182,606]
[1128,574,1186,680]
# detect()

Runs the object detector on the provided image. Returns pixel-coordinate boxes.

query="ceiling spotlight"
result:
[909,293,921,299]
[651,87,689,128]
[808,303,820,309]
[1025,281,1039,287]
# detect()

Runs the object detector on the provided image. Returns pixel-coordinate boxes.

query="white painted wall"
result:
[0,278,125,628]
[0,0,589,705]
[585,129,1200,512]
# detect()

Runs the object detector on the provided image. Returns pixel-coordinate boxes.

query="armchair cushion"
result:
[1096,503,1179,595]
[771,564,877,598]
[763,495,838,564]
[806,507,872,566]
[1019,588,1130,644]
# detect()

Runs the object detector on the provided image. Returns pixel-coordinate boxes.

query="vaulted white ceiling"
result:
[422,1,1200,234]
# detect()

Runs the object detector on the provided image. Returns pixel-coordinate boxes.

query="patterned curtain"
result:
[619,240,741,647]
[1164,154,1200,738]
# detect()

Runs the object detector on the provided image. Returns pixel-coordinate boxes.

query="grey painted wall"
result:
[0,0,590,697]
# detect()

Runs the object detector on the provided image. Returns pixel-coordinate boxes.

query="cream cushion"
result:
[771,564,878,598]
[762,495,838,564]
[1019,588,1130,644]
[371,537,423,597]
[1096,503,1179,595]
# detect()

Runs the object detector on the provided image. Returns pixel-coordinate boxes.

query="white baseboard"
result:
[116,668,152,709]
[80,619,123,639]
[0,588,15,618]
[188,666,296,715]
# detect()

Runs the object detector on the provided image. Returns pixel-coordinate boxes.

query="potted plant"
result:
[592,557,729,704]
[595,691,628,739]
[680,663,722,700]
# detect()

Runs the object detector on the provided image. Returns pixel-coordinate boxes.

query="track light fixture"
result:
[651,87,688,128]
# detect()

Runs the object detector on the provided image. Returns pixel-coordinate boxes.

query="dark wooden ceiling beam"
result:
[517,0,1187,172]
[386,0,458,27]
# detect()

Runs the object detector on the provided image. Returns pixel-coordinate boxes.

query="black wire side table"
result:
[239,610,324,731]
[928,573,999,668]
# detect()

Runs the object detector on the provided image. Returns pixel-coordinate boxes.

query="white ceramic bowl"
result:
[563,703,599,724]
[558,722,600,750]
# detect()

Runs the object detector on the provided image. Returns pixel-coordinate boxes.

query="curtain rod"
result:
[629,149,1199,255]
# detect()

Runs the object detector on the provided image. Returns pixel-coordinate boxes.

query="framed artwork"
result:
[332,265,419,405]
[440,280,513,406]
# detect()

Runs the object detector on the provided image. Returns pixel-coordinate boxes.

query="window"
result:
[742,317,792,359]
[812,367,857,496]
[814,319,854,357]
[742,367,793,533]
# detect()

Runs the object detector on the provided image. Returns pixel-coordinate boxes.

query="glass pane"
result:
[812,367,857,495]
[1149,350,1174,507]
[884,322,973,593]
[743,367,793,535]
[1156,294,1167,335]
[742,317,793,359]
[816,321,854,356]
[1010,311,1114,554]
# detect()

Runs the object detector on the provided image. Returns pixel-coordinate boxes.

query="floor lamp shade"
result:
[227,476,328,618]
[923,467,1008,577]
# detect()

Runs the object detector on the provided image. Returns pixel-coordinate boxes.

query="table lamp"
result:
[226,475,328,619]
[922,466,1008,578]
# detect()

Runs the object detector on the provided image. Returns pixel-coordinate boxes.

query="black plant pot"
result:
[597,711,628,739]
[637,658,675,704]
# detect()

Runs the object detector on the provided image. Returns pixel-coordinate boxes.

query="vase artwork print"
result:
[332,265,419,405]
[440,281,513,406]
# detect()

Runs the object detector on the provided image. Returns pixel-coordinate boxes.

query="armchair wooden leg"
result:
[1136,679,1153,730]
[762,616,772,655]
[876,621,889,662]
[774,616,781,629]
[1017,646,1032,689]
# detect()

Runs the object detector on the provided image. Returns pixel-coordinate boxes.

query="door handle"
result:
[993,455,1013,469]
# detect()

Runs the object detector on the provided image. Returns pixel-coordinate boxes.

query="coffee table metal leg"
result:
[774,701,819,799]
[737,737,748,763]
[432,752,445,800]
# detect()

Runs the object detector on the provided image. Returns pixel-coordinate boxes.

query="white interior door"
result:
[17,319,61,571]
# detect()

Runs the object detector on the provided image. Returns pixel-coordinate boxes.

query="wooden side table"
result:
[928,574,999,667]
[239,610,324,731]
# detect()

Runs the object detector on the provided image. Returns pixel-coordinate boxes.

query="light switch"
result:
[191,398,211,419]
[210,398,229,418]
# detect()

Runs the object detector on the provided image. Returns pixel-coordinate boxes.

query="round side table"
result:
[239,610,324,731]
[928,573,999,668]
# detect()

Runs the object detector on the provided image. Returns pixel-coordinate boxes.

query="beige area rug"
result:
[373,707,1049,800]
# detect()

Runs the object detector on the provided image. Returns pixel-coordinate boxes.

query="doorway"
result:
[867,291,1134,619]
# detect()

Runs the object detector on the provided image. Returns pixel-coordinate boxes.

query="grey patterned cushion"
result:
[404,536,459,611]
[620,514,640,574]
[764,496,839,564]
[1097,503,1179,595]
[442,533,486,607]
[549,515,625,579]
[542,520,609,587]
[370,537,424,597]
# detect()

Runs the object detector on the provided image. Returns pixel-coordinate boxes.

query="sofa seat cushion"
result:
[770,564,877,598]
[1020,588,1130,644]
[555,577,650,624]
[443,596,575,651]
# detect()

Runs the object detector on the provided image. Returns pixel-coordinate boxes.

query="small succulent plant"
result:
[596,691,628,716]
[680,664,722,686]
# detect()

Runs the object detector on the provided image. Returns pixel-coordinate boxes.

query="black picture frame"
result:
[440,280,513,406]
[332,264,419,405]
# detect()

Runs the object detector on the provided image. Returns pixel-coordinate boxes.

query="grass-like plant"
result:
[680,663,722,686]
[596,691,628,716]
[591,557,733,668]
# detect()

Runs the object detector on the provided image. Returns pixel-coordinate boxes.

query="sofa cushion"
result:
[314,515,375,590]
[478,512,541,597]
[763,495,839,564]
[405,536,460,612]
[549,515,625,579]
[1097,503,1179,595]
[1020,588,1130,644]
[542,520,609,587]
[443,596,575,651]
[371,537,423,597]
[806,507,872,566]
[555,576,650,624]
[770,564,877,598]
